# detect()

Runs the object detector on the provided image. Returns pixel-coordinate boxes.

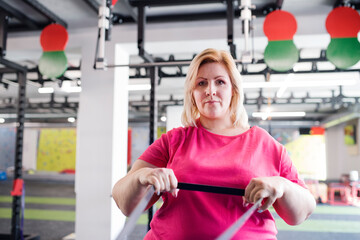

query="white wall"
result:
[325,119,360,180]
[166,106,183,132]
[75,37,129,239]
[22,128,38,170]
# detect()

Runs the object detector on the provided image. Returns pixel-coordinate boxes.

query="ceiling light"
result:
[276,74,294,98]
[292,62,312,72]
[252,111,306,119]
[243,78,356,89]
[61,81,82,93]
[0,118,5,123]
[62,86,82,93]
[160,116,167,122]
[67,117,76,123]
[38,87,54,94]
[128,84,151,91]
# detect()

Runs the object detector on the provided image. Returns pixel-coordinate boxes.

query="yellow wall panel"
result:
[37,128,76,172]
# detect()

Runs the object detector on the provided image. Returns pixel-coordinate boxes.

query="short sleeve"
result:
[138,133,170,168]
[279,147,307,189]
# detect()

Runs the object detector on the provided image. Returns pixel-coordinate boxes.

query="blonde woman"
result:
[112,48,315,240]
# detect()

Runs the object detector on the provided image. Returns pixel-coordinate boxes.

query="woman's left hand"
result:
[244,176,286,212]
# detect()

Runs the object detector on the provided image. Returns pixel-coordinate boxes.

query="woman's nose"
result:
[206,85,216,96]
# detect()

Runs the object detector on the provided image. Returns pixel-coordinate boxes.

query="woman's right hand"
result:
[137,167,179,198]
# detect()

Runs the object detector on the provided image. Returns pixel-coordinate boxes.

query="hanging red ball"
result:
[263,10,297,41]
[326,6,360,38]
[40,23,68,52]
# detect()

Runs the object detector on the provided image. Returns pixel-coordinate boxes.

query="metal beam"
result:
[0,58,27,73]
[137,6,154,62]
[0,1,39,30]
[226,0,236,59]
[147,66,158,230]
[0,11,8,57]
[23,0,68,28]
[120,0,138,22]
[333,0,360,9]
[83,0,100,14]
[275,0,284,9]
[115,7,269,25]
[261,1,284,15]
[10,69,27,240]
[129,0,223,7]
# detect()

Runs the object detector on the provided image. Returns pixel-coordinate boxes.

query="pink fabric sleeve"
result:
[279,147,307,189]
[138,133,170,168]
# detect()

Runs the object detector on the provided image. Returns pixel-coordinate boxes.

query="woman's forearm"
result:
[112,160,178,216]
[112,168,150,216]
[273,178,316,225]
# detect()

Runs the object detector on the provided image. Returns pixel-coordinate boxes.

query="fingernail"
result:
[157,190,160,196]
[257,209,263,213]
[243,202,249,207]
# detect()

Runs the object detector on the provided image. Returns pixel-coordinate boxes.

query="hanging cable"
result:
[239,0,255,64]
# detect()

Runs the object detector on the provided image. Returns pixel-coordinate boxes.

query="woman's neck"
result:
[199,116,232,131]
[199,116,249,136]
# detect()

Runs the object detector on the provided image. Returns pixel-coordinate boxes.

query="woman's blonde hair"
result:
[181,48,249,128]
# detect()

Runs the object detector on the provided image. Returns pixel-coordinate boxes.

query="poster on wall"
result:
[285,135,327,180]
[37,128,76,172]
[344,124,357,145]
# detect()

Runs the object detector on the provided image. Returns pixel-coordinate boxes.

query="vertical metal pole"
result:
[11,70,27,240]
[226,0,236,59]
[138,6,145,57]
[147,66,158,231]
[137,6,153,63]
[0,11,8,57]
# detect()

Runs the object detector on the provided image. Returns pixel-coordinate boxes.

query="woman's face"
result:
[192,62,233,121]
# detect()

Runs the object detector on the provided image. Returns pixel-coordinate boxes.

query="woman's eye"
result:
[217,80,225,85]
[198,81,206,86]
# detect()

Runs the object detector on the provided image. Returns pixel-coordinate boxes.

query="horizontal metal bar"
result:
[0,58,27,72]
[129,0,223,7]
[0,1,39,30]
[115,8,268,25]
[82,0,100,14]
[23,0,68,28]
[108,59,244,68]
[178,182,245,196]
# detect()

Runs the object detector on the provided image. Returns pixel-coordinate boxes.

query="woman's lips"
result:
[205,100,219,104]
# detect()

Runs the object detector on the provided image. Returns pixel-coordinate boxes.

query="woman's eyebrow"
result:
[196,75,226,80]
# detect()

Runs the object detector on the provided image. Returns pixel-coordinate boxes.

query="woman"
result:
[112,48,316,239]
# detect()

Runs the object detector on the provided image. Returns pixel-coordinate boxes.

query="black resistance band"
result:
[177,182,245,196]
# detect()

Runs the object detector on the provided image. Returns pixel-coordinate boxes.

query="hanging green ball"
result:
[326,38,360,70]
[38,51,68,78]
[264,40,299,72]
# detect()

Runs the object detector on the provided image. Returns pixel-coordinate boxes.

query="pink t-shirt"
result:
[139,123,305,240]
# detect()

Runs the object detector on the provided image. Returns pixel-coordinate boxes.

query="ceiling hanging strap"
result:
[239,0,256,66]
[94,0,112,69]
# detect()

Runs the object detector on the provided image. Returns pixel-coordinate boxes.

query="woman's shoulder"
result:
[161,125,196,139]
[251,126,282,144]
[251,125,269,136]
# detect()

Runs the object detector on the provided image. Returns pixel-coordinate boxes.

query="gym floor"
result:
[0,179,360,240]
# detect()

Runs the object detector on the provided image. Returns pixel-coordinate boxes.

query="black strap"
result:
[177,182,245,196]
